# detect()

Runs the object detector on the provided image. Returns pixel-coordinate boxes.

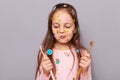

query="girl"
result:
[36,3,92,80]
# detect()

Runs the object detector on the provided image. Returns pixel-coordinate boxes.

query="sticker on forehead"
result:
[58,19,61,22]
[66,17,75,23]
[66,17,71,21]
[57,14,61,22]
[50,14,61,22]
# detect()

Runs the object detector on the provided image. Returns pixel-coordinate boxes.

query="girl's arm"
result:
[36,66,50,80]
[36,54,53,80]
[79,49,92,80]
[80,65,92,80]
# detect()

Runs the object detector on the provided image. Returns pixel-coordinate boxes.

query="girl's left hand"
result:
[79,49,92,72]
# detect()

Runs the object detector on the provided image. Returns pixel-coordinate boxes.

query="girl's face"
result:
[52,9,76,44]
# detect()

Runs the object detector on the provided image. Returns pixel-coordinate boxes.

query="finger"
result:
[41,60,50,67]
[42,58,49,62]
[44,60,52,65]
[80,61,91,69]
[44,64,53,69]
[45,67,53,72]
[79,63,89,72]
[47,63,54,69]
[80,59,88,65]
[42,59,52,65]
[79,60,90,68]
[80,57,91,65]
[42,55,50,61]
[81,56,90,62]
[79,62,87,68]
[44,63,53,71]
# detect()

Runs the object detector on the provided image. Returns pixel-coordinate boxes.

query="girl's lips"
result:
[60,35,66,39]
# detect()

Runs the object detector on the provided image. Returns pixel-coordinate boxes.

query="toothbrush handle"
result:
[77,67,82,79]
[50,70,56,80]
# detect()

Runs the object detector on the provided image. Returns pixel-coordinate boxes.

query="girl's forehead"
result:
[53,10,72,19]
[52,10,73,23]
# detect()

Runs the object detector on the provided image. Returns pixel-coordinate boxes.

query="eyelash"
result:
[53,26,59,28]
[65,26,71,28]
[53,25,71,28]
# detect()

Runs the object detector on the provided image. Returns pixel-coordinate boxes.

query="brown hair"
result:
[35,3,85,80]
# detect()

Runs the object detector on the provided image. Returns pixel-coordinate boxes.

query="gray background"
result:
[0,0,120,80]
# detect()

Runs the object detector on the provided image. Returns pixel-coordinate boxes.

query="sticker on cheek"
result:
[53,30,59,35]
[57,30,59,34]
[67,32,71,36]
[65,39,70,42]
[69,33,71,36]
[64,30,69,33]
[58,38,61,42]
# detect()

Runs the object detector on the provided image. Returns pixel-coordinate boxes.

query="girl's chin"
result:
[57,40,70,44]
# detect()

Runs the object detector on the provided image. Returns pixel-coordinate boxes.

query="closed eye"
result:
[53,25,59,28]
[65,23,72,28]
[65,26,71,28]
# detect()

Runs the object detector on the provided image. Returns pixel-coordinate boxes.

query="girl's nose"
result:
[59,27,64,33]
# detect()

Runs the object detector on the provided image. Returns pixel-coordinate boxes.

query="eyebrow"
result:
[65,23,72,25]
[52,23,59,25]
[52,22,73,24]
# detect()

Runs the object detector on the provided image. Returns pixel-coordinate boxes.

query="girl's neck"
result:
[54,42,72,50]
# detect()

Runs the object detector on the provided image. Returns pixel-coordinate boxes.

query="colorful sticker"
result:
[76,49,80,53]
[56,59,60,64]
[47,49,53,55]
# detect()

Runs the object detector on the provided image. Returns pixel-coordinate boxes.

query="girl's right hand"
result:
[41,55,53,76]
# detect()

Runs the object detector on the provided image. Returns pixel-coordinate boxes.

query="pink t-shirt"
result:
[36,48,92,80]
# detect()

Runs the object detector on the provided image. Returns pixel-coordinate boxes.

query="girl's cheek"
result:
[53,29,74,35]
[64,29,69,33]
[53,30,58,35]
[67,29,75,35]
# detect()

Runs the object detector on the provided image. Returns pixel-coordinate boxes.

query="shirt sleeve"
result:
[80,65,92,80]
[36,66,50,80]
